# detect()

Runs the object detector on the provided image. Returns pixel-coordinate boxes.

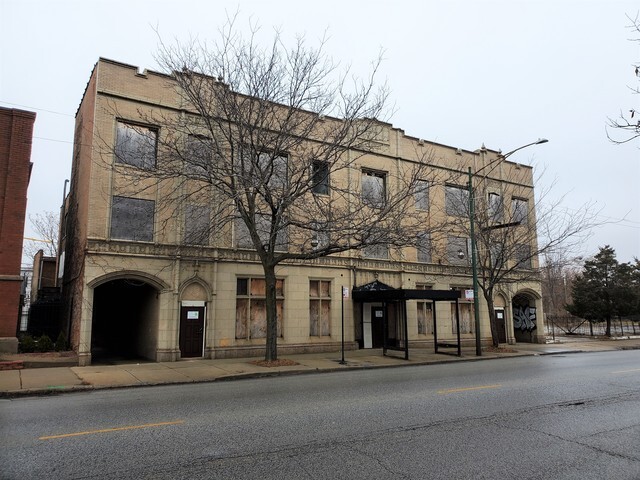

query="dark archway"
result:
[512,293,538,343]
[91,278,159,363]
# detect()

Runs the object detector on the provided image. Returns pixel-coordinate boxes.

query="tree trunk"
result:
[263,264,278,361]
[484,292,499,347]
[619,316,625,337]
[605,315,611,337]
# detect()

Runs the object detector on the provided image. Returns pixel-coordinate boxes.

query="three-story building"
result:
[62,58,545,366]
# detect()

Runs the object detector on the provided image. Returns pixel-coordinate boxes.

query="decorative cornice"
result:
[85,239,539,281]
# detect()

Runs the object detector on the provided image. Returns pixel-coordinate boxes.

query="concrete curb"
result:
[0,350,558,399]
[2,343,639,399]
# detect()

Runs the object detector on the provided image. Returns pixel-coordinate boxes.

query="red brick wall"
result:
[0,107,35,338]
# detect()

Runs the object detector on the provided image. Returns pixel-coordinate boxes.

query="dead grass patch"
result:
[249,359,300,368]
[483,346,518,354]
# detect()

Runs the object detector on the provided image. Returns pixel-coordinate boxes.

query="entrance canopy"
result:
[352,281,462,358]
[352,280,461,302]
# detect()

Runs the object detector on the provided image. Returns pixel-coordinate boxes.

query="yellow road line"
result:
[39,420,184,440]
[438,384,502,394]
[611,368,640,374]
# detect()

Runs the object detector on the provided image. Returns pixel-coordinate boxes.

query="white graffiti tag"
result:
[513,306,537,332]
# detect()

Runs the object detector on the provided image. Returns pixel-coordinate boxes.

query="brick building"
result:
[0,107,35,353]
[62,59,545,366]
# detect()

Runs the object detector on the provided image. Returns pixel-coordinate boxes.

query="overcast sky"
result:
[2,0,638,263]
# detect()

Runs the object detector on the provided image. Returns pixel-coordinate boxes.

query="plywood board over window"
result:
[416,284,433,335]
[451,303,474,334]
[115,121,157,169]
[234,214,288,251]
[447,236,469,266]
[110,196,154,242]
[417,233,431,263]
[363,243,389,259]
[512,197,529,225]
[309,280,331,337]
[415,180,429,210]
[184,204,210,246]
[236,278,284,340]
[488,192,503,223]
[362,170,386,207]
[445,185,469,217]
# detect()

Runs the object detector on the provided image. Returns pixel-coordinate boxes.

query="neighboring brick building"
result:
[0,107,35,353]
[62,59,545,366]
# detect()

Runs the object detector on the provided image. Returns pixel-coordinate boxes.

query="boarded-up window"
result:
[362,171,386,207]
[514,244,532,269]
[451,302,474,334]
[309,280,331,336]
[445,185,469,217]
[416,284,433,335]
[490,242,505,268]
[447,236,469,266]
[185,134,212,177]
[488,192,503,223]
[184,204,210,246]
[110,196,154,242]
[236,278,284,339]
[415,180,429,210]
[512,197,529,225]
[310,221,330,250]
[233,150,288,189]
[417,233,431,263]
[234,214,288,251]
[363,244,389,259]
[115,122,156,169]
[259,152,288,189]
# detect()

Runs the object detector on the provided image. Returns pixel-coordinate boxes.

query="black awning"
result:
[352,281,461,302]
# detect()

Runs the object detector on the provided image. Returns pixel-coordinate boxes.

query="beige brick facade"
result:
[62,59,544,366]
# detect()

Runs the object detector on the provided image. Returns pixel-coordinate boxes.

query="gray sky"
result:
[2,0,639,263]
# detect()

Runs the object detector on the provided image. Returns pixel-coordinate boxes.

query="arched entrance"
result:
[91,278,160,363]
[512,293,538,343]
[179,281,209,358]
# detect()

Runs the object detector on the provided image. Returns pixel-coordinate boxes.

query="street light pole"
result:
[468,166,482,356]
[468,138,548,356]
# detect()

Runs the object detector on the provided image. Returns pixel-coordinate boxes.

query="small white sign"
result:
[375,310,384,318]
[342,286,349,299]
[465,289,475,301]
[187,311,200,320]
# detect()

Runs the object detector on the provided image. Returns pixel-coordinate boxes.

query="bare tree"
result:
[607,12,640,145]
[106,18,438,361]
[540,250,583,317]
[442,157,600,347]
[23,211,59,260]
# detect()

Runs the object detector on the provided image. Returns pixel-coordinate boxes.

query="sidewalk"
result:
[2,336,640,397]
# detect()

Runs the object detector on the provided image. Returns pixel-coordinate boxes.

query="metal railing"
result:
[545,315,640,338]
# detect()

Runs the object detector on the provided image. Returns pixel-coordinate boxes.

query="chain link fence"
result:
[545,315,640,338]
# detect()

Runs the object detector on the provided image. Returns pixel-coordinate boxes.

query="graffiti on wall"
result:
[513,306,537,332]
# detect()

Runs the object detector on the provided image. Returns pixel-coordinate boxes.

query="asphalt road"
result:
[2,350,640,479]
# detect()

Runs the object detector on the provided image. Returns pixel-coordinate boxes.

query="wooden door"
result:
[495,308,507,343]
[180,306,205,358]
